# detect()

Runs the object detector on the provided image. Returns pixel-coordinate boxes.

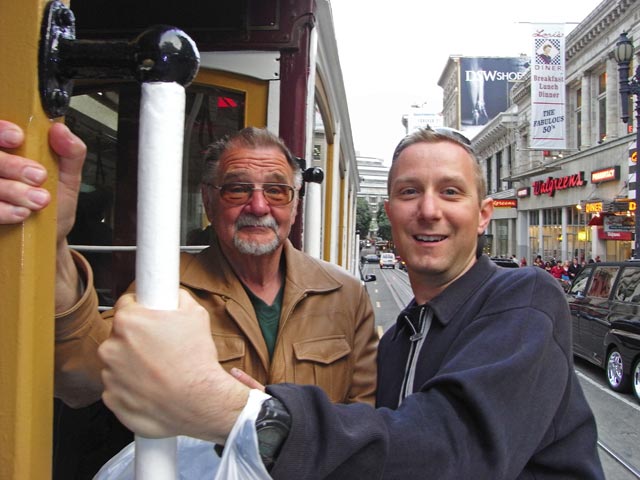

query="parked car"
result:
[362,253,379,264]
[379,252,396,269]
[565,261,640,403]
[489,256,519,268]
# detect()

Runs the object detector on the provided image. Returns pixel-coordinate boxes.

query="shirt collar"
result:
[392,255,497,339]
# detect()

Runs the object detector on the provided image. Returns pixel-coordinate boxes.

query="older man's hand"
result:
[0,121,86,241]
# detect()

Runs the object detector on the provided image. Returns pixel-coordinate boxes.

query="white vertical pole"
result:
[134,81,186,480]
[304,182,323,258]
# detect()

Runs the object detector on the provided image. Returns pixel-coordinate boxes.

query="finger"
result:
[0,150,48,187]
[178,287,200,307]
[0,138,50,222]
[0,204,31,223]
[0,178,51,224]
[49,122,86,185]
[49,123,86,164]
[0,121,24,149]
[230,368,266,391]
[114,292,137,310]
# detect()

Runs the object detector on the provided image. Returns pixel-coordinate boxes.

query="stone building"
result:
[441,0,640,263]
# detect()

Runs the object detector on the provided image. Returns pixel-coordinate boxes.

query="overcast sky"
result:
[330,0,605,163]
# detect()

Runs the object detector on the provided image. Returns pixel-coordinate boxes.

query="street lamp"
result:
[614,31,640,259]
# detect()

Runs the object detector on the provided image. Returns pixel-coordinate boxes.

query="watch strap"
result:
[255,396,291,471]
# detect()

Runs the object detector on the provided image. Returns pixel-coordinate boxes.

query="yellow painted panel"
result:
[0,0,59,478]
[338,175,345,266]
[323,142,334,261]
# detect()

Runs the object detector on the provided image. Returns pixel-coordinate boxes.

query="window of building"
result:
[598,72,607,142]
[505,145,513,190]
[529,210,539,225]
[496,151,503,192]
[543,207,562,226]
[575,88,582,150]
[486,157,492,194]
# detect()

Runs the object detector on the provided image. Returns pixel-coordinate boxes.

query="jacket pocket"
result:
[293,335,352,403]
[212,333,245,370]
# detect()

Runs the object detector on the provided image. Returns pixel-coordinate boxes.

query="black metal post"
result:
[635,95,640,259]
[615,32,640,259]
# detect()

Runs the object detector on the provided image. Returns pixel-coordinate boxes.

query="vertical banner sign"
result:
[530,24,566,150]
[630,140,637,200]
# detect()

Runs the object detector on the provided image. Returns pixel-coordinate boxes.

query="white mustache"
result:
[235,214,278,232]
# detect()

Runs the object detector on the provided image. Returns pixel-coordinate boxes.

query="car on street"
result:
[489,256,519,268]
[379,252,396,269]
[565,261,640,403]
[362,253,379,264]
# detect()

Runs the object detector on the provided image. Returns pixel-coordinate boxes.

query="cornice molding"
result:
[566,0,637,60]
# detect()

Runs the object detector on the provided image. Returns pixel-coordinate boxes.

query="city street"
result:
[361,262,640,479]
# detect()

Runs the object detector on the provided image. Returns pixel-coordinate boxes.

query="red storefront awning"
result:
[588,215,604,226]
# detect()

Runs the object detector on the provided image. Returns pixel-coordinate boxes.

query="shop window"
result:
[496,151,503,191]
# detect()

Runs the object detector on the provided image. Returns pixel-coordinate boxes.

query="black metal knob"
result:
[134,26,200,85]
[303,167,325,184]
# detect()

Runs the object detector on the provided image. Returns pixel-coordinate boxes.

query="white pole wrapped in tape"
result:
[134,81,185,479]
[39,18,200,478]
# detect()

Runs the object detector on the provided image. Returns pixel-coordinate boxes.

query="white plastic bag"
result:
[213,389,272,479]
[94,389,272,480]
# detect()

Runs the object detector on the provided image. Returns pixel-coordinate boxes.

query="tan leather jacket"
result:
[55,240,378,408]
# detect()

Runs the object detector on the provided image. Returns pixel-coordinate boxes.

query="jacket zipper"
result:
[398,306,432,406]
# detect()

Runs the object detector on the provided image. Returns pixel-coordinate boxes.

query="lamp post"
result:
[614,31,640,259]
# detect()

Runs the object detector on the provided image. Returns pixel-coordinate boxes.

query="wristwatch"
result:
[255,397,291,471]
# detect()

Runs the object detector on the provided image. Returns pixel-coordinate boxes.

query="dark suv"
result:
[566,261,640,403]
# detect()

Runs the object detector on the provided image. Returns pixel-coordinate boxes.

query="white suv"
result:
[379,252,396,269]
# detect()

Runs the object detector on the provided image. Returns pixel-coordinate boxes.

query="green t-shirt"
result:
[244,284,284,359]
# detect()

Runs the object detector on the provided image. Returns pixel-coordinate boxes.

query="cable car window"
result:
[65,84,245,308]
[183,85,245,246]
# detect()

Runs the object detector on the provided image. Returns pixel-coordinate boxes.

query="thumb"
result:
[48,122,86,187]
[48,122,87,240]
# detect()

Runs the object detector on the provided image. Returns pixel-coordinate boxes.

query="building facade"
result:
[442,0,640,264]
[356,155,389,237]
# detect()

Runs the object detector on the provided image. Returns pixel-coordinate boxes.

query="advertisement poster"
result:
[604,215,634,233]
[459,57,527,139]
[530,24,567,150]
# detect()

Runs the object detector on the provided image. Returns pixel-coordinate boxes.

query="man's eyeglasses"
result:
[210,182,295,206]
[427,126,472,147]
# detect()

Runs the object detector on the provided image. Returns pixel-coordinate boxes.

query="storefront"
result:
[511,148,634,264]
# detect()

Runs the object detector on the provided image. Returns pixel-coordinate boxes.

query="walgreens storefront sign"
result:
[532,172,586,197]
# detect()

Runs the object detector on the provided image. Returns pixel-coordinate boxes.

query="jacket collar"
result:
[179,233,345,298]
[393,255,497,339]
